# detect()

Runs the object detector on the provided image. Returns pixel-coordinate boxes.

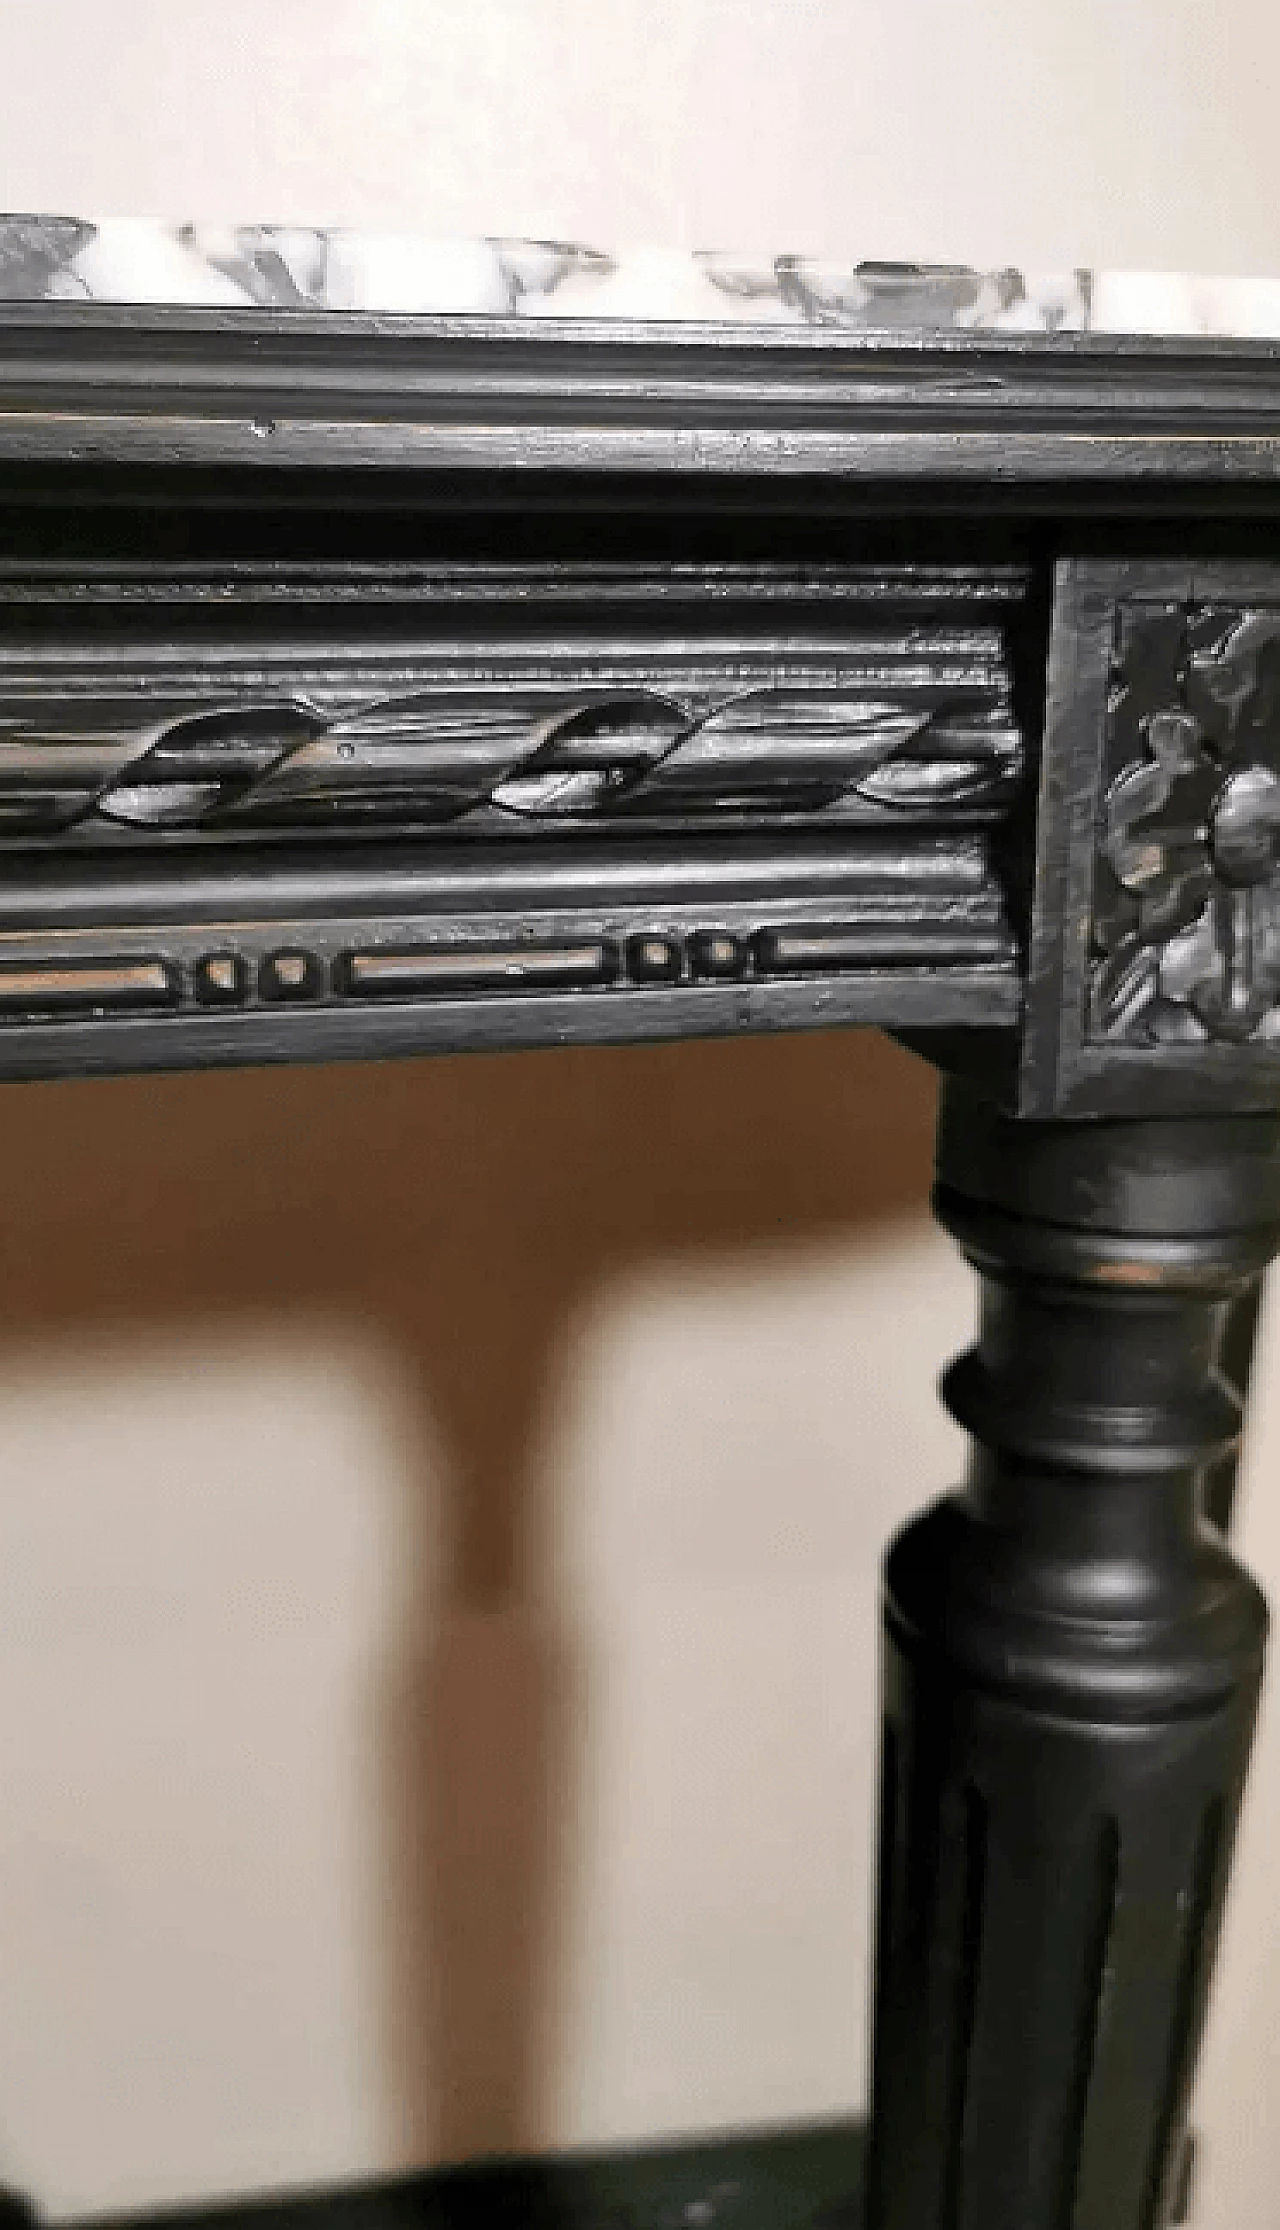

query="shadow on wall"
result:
[0,1027,937,2170]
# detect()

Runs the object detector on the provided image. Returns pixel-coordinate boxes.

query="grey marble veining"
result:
[1,217,1279,336]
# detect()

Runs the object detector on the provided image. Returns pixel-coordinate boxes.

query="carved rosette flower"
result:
[1092,613,1280,1045]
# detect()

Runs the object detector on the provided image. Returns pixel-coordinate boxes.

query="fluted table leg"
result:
[866,1085,1280,2230]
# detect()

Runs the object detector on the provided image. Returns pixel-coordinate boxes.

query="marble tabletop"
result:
[2,217,1280,338]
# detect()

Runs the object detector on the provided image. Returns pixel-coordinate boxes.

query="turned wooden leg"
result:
[865,1085,1280,2230]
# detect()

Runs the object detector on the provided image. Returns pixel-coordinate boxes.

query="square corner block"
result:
[1019,559,1280,1119]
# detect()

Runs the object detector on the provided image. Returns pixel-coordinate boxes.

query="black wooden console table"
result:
[3,300,1280,2230]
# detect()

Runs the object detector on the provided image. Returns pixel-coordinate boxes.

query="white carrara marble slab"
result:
[0,218,1279,337]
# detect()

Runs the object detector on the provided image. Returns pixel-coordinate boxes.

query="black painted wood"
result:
[7,307,1280,490]
[71,2124,864,2230]
[867,1089,1280,2230]
[5,318,1280,2222]
[0,558,1028,1079]
[1023,559,1280,1116]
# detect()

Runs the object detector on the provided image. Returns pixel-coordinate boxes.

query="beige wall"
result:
[6,0,1280,274]
[0,4,1278,2221]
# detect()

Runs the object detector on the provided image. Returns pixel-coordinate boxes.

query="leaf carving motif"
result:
[1091,609,1280,1044]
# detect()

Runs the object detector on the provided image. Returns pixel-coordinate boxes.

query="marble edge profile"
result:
[0,217,1277,338]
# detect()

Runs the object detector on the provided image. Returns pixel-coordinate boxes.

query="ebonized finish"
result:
[869,1093,1278,2230]
[3,308,1280,2228]
[65,2123,865,2230]
[1024,561,1280,1116]
[7,306,1280,485]
[0,560,1024,1079]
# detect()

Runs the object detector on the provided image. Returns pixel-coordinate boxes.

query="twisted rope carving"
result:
[0,682,1020,836]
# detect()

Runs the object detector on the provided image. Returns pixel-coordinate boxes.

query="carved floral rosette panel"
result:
[1092,601,1280,1047]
